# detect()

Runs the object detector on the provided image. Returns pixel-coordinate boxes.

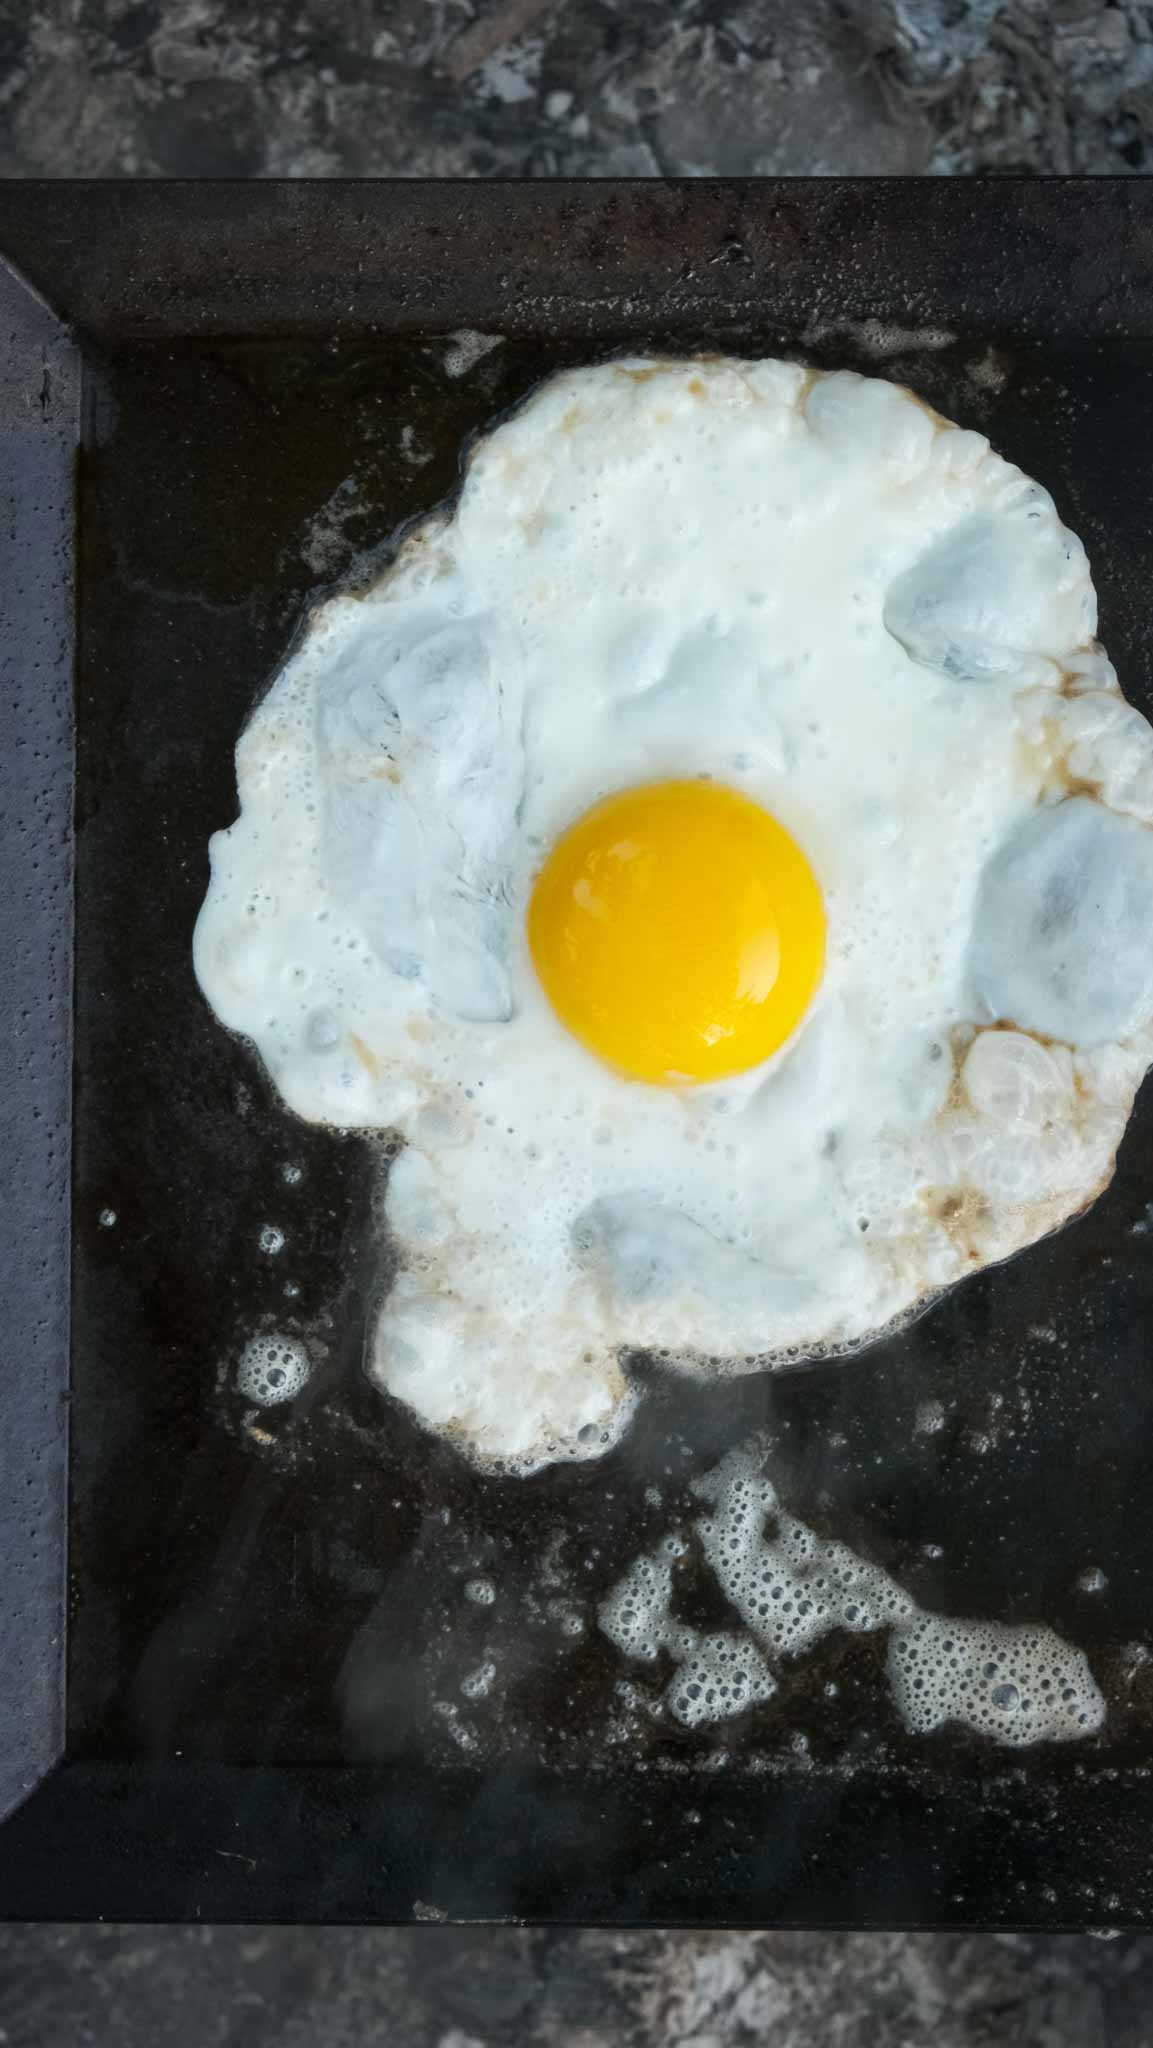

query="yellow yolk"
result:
[527,779,825,1086]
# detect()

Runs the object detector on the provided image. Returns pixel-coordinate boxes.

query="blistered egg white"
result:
[195,356,1153,1470]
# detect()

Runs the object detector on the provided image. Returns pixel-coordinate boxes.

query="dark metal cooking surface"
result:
[5,181,1153,1925]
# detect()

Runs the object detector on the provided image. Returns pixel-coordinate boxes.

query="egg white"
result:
[195,357,1153,1470]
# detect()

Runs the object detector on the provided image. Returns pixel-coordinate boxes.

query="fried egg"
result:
[194,357,1153,1470]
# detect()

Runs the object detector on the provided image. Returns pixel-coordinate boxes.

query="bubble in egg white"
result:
[884,506,1084,686]
[961,1031,1074,1131]
[970,798,1153,1047]
[194,354,1153,1472]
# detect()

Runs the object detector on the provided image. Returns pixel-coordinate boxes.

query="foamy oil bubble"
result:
[434,1700,478,1752]
[460,1660,497,1699]
[666,1634,777,1728]
[601,1448,1105,1749]
[888,1615,1104,1746]
[236,1333,312,1407]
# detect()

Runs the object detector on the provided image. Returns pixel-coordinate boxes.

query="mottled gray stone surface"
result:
[0,0,1151,179]
[1,1924,1153,2045]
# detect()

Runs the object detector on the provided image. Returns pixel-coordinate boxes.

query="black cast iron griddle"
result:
[4,181,1153,1926]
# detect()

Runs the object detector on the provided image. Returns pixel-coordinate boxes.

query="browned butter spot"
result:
[895,379,952,431]
[921,1183,991,1264]
[349,1033,381,1078]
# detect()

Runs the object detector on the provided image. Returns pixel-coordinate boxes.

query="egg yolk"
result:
[527,779,825,1086]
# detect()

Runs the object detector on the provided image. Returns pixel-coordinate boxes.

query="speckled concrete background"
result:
[6,0,1153,2038]
[2,1924,1153,2046]
[0,0,1151,177]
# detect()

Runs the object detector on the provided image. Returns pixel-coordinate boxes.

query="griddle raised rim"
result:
[0,178,1151,344]
[0,251,76,1830]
